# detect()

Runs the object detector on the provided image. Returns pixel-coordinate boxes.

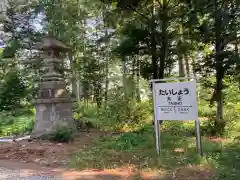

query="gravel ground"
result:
[0,167,63,180]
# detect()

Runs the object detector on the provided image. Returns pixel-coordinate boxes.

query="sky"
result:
[0,0,7,13]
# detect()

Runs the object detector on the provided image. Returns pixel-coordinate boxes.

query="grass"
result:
[0,77,238,179]
[0,111,35,136]
[69,121,240,180]
[0,109,238,179]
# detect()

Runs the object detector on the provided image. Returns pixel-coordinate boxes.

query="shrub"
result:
[198,101,216,118]
[96,99,152,132]
[73,102,99,128]
[73,76,239,136]
[196,76,240,136]
[100,132,148,151]
[0,69,27,111]
[112,133,146,151]
[0,112,35,136]
[50,126,74,142]
[73,89,152,132]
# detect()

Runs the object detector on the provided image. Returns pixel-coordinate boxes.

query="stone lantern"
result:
[31,37,76,138]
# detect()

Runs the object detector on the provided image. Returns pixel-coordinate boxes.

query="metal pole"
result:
[154,119,160,155]
[195,118,202,156]
[152,82,161,155]
[195,84,202,156]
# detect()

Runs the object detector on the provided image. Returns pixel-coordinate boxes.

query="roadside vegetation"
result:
[0,0,239,179]
[0,77,239,179]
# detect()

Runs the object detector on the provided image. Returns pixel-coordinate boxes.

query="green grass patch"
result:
[69,130,212,170]
[69,125,240,180]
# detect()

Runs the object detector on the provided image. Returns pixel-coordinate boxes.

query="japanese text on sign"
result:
[153,81,198,120]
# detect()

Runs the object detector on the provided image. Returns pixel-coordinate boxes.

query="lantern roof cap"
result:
[35,37,69,52]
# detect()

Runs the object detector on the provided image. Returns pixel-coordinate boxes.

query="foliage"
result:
[73,76,239,136]
[73,103,100,128]
[49,126,74,143]
[70,99,240,179]
[69,128,240,180]
[0,69,28,111]
[74,90,152,132]
[101,132,147,151]
[0,0,239,135]
[0,0,238,179]
[197,76,240,135]
[0,111,35,136]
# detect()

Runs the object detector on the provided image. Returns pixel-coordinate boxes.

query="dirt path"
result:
[0,131,102,167]
[0,160,153,180]
[0,159,214,180]
[0,131,214,179]
[0,132,154,179]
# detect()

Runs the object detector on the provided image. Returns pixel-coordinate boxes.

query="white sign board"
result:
[153,80,198,120]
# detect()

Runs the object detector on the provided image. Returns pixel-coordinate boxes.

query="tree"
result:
[102,0,197,80]
[193,0,240,133]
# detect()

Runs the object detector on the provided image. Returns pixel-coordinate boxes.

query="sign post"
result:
[150,77,202,156]
[152,82,161,155]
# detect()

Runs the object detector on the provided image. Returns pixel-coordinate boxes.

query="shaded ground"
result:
[0,160,213,180]
[0,166,61,180]
[0,131,103,167]
[0,130,217,179]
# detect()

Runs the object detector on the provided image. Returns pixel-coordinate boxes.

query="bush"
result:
[198,101,216,118]
[73,102,99,128]
[98,99,151,132]
[0,112,35,136]
[73,86,152,132]
[196,76,240,136]
[49,126,74,142]
[73,76,239,136]
[0,69,27,111]
[100,132,148,151]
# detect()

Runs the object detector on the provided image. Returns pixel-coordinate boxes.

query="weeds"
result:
[0,77,239,179]
[74,100,152,132]
[49,126,74,142]
[0,112,35,136]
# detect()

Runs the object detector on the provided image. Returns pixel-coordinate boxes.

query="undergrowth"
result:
[69,123,240,179]
[0,77,238,179]
[70,77,240,179]
[0,111,35,136]
[74,100,153,132]
[49,126,74,142]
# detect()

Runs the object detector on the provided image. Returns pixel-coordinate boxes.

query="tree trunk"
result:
[136,56,141,102]
[191,52,197,77]
[104,29,109,107]
[214,0,225,134]
[178,54,185,77]
[159,0,168,79]
[72,70,78,99]
[132,56,136,99]
[81,19,88,104]
[102,4,110,107]
[156,0,169,125]
[185,55,190,77]
[178,21,185,78]
[151,0,158,79]
[76,78,81,101]
[68,53,78,99]
[122,58,128,100]
[94,81,102,108]
[215,74,224,134]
